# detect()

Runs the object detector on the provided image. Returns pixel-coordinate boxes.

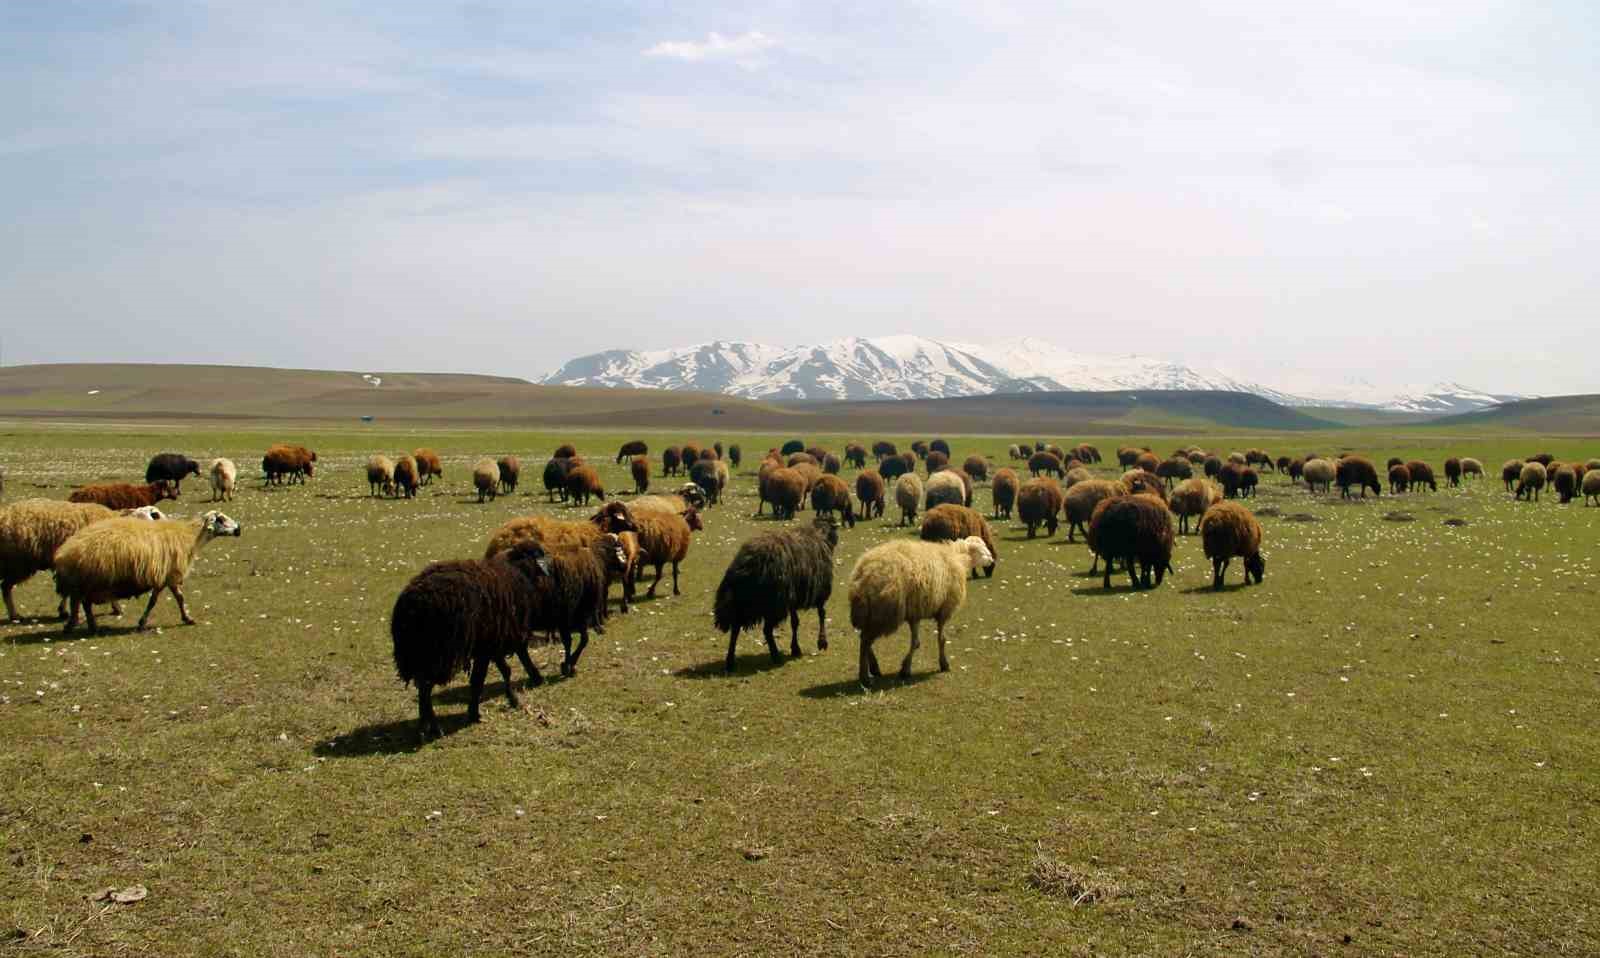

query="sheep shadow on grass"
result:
[1180,582,1255,595]
[2,619,158,645]
[799,670,939,699]
[314,715,473,757]
[675,653,794,679]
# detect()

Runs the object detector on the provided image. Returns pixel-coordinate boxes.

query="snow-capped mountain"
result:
[537,336,1523,412]
[1276,377,1531,414]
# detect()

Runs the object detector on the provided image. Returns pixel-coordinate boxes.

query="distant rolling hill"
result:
[0,363,1334,433]
[1424,395,1600,435]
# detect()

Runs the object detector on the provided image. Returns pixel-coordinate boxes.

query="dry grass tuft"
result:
[1027,845,1125,906]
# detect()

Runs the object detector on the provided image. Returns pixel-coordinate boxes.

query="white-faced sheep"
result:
[1516,462,1546,501]
[367,455,396,497]
[848,536,992,686]
[473,458,500,502]
[1199,501,1265,590]
[713,517,838,671]
[391,542,555,739]
[208,458,237,502]
[924,470,967,511]
[895,473,924,527]
[919,504,997,578]
[54,511,241,633]
[1086,495,1174,590]
[1168,478,1221,535]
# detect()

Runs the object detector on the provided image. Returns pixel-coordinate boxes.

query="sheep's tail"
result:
[849,577,905,642]
[711,574,739,634]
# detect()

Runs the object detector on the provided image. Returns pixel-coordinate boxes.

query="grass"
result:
[1,423,1598,956]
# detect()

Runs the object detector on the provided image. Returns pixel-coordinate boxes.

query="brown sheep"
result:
[1017,477,1064,538]
[810,474,857,528]
[1168,478,1220,535]
[766,468,808,520]
[1063,479,1124,543]
[821,453,842,475]
[1074,443,1101,464]
[1086,495,1174,590]
[895,473,924,527]
[413,449,443,486]
[1216,462,1245,499]
[925,450,950,476]
[630,456,651,495]
[844,443,867,469]
[662,446,683,477]
[367,455,396,497]
[1028,451,1064,478]
[1199,501,1265,590]
[1552,465,1578,504]
[786,452,817,468]
[1156,457,1193,488]
[633,508,699,597]
[1388,463,1411,494]
[1335,457,1381,498]
[262,444,315,485]
[1134,451,1160,474]
[1121,469,1167,505]
[1287,458,1305,483]
[473,459,499,502]
[553,443,578,459]
[69,481,178,511]
[919,504,997,578]
[1404,460,1437,492]
[564,464,606,506]
[393,456,420,498]
[962,455,988,484]
[615,440,648,464]
[871,441,898,459]
[497,456,521,494]
[1501,459,1523,492]
[855,470,886,519]
[991,468,1019,520]
[1582,469,1600,506]
[1443,457,1462,487]
[1515,462,1545,501]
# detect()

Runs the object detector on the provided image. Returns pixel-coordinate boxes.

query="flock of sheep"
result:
[2,436,1597,742]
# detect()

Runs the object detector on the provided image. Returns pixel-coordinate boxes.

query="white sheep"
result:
[848,536,993,686]
[208,458,237,502]
[894,473,924,527]
[924,470,967,510]
[54,510,242,633]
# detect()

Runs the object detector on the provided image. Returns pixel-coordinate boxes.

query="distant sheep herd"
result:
[2,435,1597,742]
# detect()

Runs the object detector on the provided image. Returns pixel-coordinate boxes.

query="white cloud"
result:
[644,31,776,68]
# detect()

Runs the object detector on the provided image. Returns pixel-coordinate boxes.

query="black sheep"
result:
[615,440,649,464]
[390,542,553,740]
[780,440,806,456]
[543,457,573,502]
[1087,495,1175,590]
[145,453,201,487]
[713,517,837,671]
[1336,457,1382,498]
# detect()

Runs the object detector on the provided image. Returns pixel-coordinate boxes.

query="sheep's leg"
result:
[171,585,195,625]
[417,684,441,739]
[788,609,802,658]
[859,637,874,686]
[898,621,921,680]
[1102,561,1112,590]
[1128,558,1141,590]
[466,657,490,723]
[725,626,741,672]
[645,561,664,598]
[936,618,950,672]
[559,629,575,677]
[1213,558,1226,591]
[514,644,544,688]
[82,599,98,634]
[494,656,519,708]
[763,620,782,664]
[136,587,165,630]
[816,605,828,651]
[1089,552,1100,574]
[2,580,18,622]
[671,560,681,597]
[63,597,81,632]
[567,628,590,674]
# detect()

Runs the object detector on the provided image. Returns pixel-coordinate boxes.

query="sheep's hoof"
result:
[817,637,828,651]
[527,674,543,688]
[181,616,197,626]
[898,667,913,681]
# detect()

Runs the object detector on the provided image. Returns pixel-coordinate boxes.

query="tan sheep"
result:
[54,511,242,633]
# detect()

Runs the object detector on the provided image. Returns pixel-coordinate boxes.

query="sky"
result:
[1,1,1595,396]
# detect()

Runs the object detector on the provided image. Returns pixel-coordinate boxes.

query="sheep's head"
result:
[959,535,994,572]
[185,460,201,477]
[598,534,628,574]
[1245,552,1266,584]
[677,484,707,509]
[201,510,241,538]
[122,506,165,521]
[302,461,315,478]
[811,516,839,550]
[590,501,637,533]
[505,541,553,578]
[680,506,704,532]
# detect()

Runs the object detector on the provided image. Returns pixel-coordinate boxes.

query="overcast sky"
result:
[2,1,1593,395]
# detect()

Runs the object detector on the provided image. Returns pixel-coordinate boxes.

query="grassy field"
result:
[2,422,1598,956]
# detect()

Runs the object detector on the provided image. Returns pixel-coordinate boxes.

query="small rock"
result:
[1232,917,1253,931]
[741,845,773,862]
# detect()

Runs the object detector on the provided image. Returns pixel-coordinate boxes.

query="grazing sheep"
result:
[878,453,912,482]
[1168,478,1221,535]
[1074,444,1101,464]
[1,499,118,621]
[1302,458,1335,494]
[849,536,991,686]
[367,455,396,497]
[1444,457,1463,487]
[754,459,784,516]
[497,456,521,494]
[615,440,649,464]
[856,470,887,520]
[1527,453,1554,467]
[1388,463,1411,494]
[630,457,651,495]
[1404,460,1437,492]
[390,542,554,739]
[822,453,843,475]
[780,440,806,456]
[920,505,997,578]
[786,452,817,468]
[1064,466,1092,488]
[145,453,201,487]
[1552,465,1578,504]
[1217,462,1245,499]
[473,459,500,502]
[843,443,867,469]
[544,457,573,501]
[207,458,237,502]
[991,468,1019,520]
[1045,444,1066,462]
[714,517,838,671]
[1203,456,1222,478]
[393,456,420,498]
[872,441,898,460]
[690,458,725,506]
[1461,457,1484,480]
[963,455,989,484]
[1501,459,1524,492]
[910,441,929,460]
[413,449,443,486]
[1582,469,1600,506]
[1245,449,1273,472]
[662,446,683,477]
[1386,457,1404,470]
[1516,462,1546,501]
[553,443,577,460]
[924,450,950,476]
[924,470,967,511]
[1239,468,1259,498]
[1275,455,1292,474]
[728,445,742,468]
[1122,469,1168,505]
[1017,477,1064,538]
[811,474,857,528]
[565,464,605,506]
[1199,501,1265,590]
[700,447,720,462]
[895,473,925,527]
[1028,451,1064,478]
[1336,457,1382,499]
[1134,451,1160,474]
[766,467,808,520]
[1287,458,1305,483]
[262,444,315,485]
[1116,447,1140,468]
[1063,479,1122,543]
[55,511,241,633]
[1007,444,1025,461]
[1086,494,1174,590]
[1156,457,1193,488]
[633,508,699,597]
[69,481,178,511]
